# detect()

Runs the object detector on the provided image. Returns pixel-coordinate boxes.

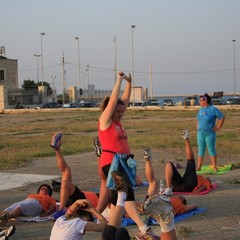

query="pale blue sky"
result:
[1,0,240,96]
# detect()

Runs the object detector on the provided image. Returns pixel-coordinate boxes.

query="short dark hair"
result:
[100,96,124,112]
[178,195,187,205]
[37,184,53,196]
[77,209,94,222]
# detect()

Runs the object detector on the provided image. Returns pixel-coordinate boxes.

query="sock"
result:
[159,212,175,233]
[139,225,149,235]
[116,192,127,207]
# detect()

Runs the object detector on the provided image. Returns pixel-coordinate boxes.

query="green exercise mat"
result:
[197,164,233,175]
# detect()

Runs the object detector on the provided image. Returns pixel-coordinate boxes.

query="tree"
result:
[22,80,53,96]
[22,80,37,90]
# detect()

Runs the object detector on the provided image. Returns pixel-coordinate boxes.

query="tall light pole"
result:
[34,54,41,84]
[51,75,57,101]
[150,64,153,99]
[86,64,90,98]
[40,32,45,103]
[131,25,135,106]
[113,36,117,83]
[75,37,81,99]
[62,52,65,105]
[232,39,236,97]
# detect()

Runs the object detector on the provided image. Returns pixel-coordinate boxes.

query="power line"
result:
[19,62,240,76]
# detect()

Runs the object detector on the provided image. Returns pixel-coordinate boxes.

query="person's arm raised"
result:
[99,72,125,130]
[83,203,107,232]
[121,73,132,109]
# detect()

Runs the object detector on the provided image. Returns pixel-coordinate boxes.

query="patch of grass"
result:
[0,109,239,169]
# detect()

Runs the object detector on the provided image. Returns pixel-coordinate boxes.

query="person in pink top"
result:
[97,71,159,240]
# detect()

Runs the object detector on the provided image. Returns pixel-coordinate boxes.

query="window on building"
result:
[0,69,5,81]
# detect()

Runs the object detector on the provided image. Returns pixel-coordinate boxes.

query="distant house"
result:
[0,47,39,109]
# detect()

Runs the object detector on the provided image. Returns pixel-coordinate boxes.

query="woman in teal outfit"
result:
[196,93,225,172]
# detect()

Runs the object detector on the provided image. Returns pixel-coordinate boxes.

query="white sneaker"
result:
[163,187,172,196]
[0,225,16,238]
[182,129,189,139]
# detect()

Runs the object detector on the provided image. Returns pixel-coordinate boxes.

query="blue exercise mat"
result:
[121,208,206,227]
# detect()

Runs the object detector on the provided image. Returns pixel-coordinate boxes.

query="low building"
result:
[0,47,18,109]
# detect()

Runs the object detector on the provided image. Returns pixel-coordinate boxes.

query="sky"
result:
[1,0,240,97]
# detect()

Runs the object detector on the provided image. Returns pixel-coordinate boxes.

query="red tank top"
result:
[98,121,130,168]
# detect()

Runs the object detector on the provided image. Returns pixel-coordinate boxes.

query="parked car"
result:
[62,102,79,108]
[147,99,160,106]
[163,98,174,106]
[226,97,240,105]
[129,101,148,107]
[39,102,59,109]
[211,98,225,105]
[79,101,96,108]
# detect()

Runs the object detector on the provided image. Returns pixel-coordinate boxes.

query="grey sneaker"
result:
[50,132,62,150]
[143,194,173,225]
[93,136,102,157]
[136,227,160,240]
[182,129,189,139]
[0,213,9,227]
[111,171,129,193]
[143,146,152,161]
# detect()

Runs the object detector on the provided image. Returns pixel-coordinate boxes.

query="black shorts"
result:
[66,185,86,207]
[171,160,198,192]
[102,164,135,203]
[111,185,135,205]
[102,225,130,240]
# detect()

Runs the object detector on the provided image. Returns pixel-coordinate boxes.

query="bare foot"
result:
[209,165,218,172]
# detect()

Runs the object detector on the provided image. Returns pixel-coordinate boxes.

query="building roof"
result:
[0,55,8,60]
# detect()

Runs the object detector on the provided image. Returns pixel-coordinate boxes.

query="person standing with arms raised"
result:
[97,72,159,240]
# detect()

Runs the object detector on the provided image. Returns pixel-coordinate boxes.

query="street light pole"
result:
[131,25,135,106]
[150,64,153,99]
[113,36,117,83]
[75,37,81,99]
[40,32,45,103]
[51,75,57,102]
[34,54,41,84]
[62,52,65,105]
[232,39,236,97]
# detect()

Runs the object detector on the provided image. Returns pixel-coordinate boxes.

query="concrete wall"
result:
[130,86,143,102]
[69,86,77,103]
[0,85,8,110]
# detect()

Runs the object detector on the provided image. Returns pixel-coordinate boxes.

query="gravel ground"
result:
[1,150,240,240]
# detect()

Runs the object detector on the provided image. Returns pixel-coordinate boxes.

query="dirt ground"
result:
[1,149,240,240]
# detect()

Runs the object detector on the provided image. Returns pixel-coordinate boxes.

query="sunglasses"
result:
[200,96,207,102]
